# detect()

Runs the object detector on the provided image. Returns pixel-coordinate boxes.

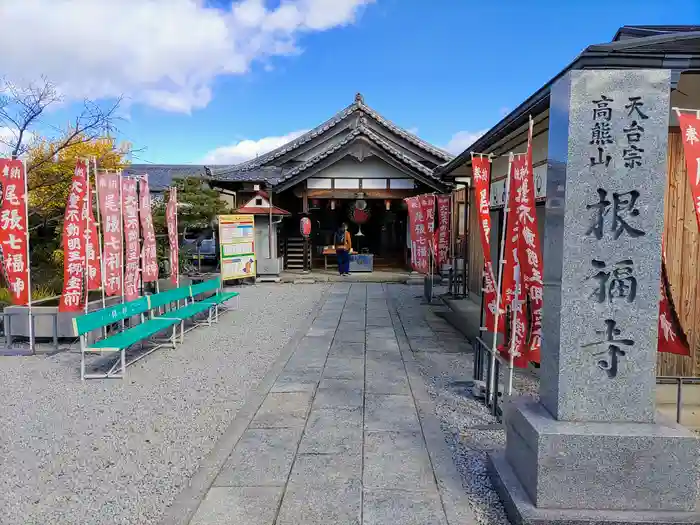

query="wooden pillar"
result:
[302,183,309,272]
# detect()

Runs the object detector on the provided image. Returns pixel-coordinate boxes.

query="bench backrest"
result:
[73,297,151,336]
[191,278,221,297]
[148,286,192,309]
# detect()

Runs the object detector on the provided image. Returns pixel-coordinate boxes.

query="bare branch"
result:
[0,76,60,158]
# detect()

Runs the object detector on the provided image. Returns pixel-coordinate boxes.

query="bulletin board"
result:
[218,214,256,280]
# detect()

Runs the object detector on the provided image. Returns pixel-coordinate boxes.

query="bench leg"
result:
[81,349,85,381]
[215,305,219,323]
[207,307,212,327]
[120,349,126,378]
[180,321,185,343]
[171,325,177,349]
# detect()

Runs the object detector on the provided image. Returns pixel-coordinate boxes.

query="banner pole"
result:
[92,157,107,310]
[175,187,179,287]
[22,160,34,354]
[118,170,125,306]
[488,152,514,407]
[84,159,91,315]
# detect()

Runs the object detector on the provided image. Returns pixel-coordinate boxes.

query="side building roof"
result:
[436,25,700,179]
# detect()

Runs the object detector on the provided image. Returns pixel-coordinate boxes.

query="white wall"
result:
[311,156,409,179]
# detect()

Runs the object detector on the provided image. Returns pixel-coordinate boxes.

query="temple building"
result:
[206,93,452,270]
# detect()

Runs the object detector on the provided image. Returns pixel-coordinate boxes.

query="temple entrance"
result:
[307,199,409,270]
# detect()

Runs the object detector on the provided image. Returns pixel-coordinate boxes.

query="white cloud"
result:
[499,106,511,117]
[202,129,309,164]
[0,127,36,157]
[443,129,488,155]
[0,0,374,113]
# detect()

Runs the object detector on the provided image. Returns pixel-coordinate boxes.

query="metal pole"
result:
[118,170,126,330]
[488,153,514,407]
[268,188,273,259]
[92,157,107,310]
[84,159,91,315]
[21,160,34,354]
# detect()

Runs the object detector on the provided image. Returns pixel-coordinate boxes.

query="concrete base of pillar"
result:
[488,397,700,524]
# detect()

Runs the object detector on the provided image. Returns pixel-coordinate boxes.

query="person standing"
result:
[335,223,352,276]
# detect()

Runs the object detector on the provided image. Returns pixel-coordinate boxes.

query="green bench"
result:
[74,297,180,380]
[74,278,240,380]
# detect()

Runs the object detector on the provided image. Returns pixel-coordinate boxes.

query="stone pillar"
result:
[488,69,700,524]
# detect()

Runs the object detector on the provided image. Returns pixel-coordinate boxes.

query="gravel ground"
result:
[388,284,539,525]
[0,283,328,525]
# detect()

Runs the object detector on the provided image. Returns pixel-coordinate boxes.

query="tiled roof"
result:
[214,93,453,174]
[122,164,207,191]
[272,122,448,191]
[205,165,284,184]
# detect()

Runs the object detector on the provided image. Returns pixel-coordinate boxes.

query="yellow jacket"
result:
[336,230,352,251]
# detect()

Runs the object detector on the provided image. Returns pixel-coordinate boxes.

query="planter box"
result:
[3,277,192,342]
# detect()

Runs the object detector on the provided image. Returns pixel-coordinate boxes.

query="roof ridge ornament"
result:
[355,92,364,105]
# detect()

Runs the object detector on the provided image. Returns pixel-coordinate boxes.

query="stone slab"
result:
[313,384,363,409]
[366,316,394,327]
[296,336,333,352]
[365,358,410,395]
[329,341,365,358]
[323,357,365,381]
[334,329,366,343]
[289,452,362,485]
[363,489,448,525]
[249,392,313,429]
[298,406,363,454]
[363,431,436,491]
[365,394,421,432]
[319,377,364,391]
[504,397,700,511]
[270,367,322,393]
[366,337,400,352]
[188,486,283,525]
[284,351,328,370]
[275,480,362,525]
[214,428,302,487]
[488,451,700,525]
[306,325,336,338]
[542,69,671,423]
[366,327,396,339]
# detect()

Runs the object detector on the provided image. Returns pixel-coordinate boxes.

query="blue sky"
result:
[2,0,698,165]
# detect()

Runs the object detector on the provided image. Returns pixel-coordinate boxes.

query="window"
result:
[458,203,466,235]
[255,197,263,206]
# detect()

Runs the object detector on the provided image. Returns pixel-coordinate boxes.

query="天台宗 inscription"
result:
[543,69,670,423]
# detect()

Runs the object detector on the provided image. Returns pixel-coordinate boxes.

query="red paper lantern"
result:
[300,217,311,237]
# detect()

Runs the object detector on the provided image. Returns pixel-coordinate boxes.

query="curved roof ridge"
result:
[228,94,452,172]
[357,102,454,161]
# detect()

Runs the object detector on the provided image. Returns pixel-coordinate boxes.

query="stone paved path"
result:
[179,283,474,525]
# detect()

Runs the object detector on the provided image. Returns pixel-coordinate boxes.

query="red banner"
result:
[406,196,428,273]
[59,161,87,311]
[501,156,528,368]
[519,124,544,363]
[85,178,102,290]
[677,111,700,231]
[139,177,158,283]
[97,171,122,296]
[122,177,140,300]
[166,187,179,285]
[436,195,451,267]
[472,157,502,332]
[658,250,690,355]
[0,159,30,305]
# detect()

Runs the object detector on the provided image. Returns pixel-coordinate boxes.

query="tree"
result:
[152,177,232,271]
[153,176,231,234]
[27,134,128,226]
[0,77,121,164]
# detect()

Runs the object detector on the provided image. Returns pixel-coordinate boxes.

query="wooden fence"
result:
[454,129,700,377]
[657,129,700,377]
